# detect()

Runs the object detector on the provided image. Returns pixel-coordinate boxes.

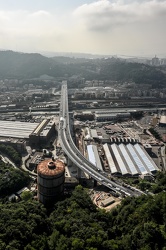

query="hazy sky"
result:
[0,0,166,57]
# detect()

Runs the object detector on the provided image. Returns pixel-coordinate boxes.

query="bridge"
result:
[58,81,145,197]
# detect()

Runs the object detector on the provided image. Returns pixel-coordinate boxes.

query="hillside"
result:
[0,50,53,78]
[0,51,165,88]
[0,185,165,249]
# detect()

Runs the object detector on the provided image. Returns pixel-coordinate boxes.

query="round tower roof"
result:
[37,159,65,176]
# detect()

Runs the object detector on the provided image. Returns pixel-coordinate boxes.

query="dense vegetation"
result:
[0,144,22,165]
[0,160,31,197]
[99,60,166,88]
[121,171,166,194]
[0,51,52,79]
[0,51,166,88]
[0,185,165,249]
[0,201,49,249]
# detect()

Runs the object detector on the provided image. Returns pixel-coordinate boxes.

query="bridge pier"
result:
[67,157,73,167]
[93,179,97,187]
[77,167,82,178]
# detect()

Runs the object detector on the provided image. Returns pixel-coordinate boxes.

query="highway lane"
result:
[58,81,145,197]
[59,117,142,197]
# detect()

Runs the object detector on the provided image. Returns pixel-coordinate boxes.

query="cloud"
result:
[0,8,83,53]
[73,0,166,32]
[0,1,165,56]
[0,10,63,40]
[29,10,51,17]
[0,9,67,52]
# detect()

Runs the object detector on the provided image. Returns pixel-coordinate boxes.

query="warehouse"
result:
[118,143,138,176]
[74,111,94,121]
[103,143,120,175]
[95,112,131,122]
[159,115,166,127]
[134,143,158,174]
[103,143,159,176]
[110,144,131,176]
[101,197,115,207]
[0,119,55,149]
[87,144,103,171]
[95,113,117,122]
[29,119,55,147]
[90,129,98,139]
[0,120,39,139]
[126,144,149,175]
[0,138,26,153]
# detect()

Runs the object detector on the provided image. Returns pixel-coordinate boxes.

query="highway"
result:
[58,81,146,197]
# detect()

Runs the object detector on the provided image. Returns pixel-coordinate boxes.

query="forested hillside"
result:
[0,144,21,165]
[0,51,52,78]
[99,60,166,88]
[0,50,165,88]
[0,159,30,198]
[0,185,165,250]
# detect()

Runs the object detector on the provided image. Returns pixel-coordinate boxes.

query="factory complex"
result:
[87,142,158,177]
[0,120,39,139]
[1,103,165,207]
[0,118,56,151]
[103,143,158,176]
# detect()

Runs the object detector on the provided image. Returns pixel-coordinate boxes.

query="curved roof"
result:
[37,159,65,177]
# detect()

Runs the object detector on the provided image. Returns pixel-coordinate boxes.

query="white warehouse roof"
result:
[103,143,120,174]
[87,144,103,171]
[111,143,130,176]
[118,143,138,175]
[103,143,159,176]
[0,120,39,139]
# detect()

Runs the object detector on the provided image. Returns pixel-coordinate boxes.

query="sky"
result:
[0,0,166,57]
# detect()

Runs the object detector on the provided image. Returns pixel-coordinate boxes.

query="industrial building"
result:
[95,113,117,122]
[28,152,43,171]
[87,144,103,171]
[103,144,120,175]
[37,159,65,205]
[103,143,159,176]
[0,120,39,152]
[159,115,166,127]
[74,111,95,121]
[101,197,115,207]
[29,119,55,147]
[0,118,56,149]
[90,129,99,139]
[0,120,39,139]
[95,112,131,122]
[0,138,26,153]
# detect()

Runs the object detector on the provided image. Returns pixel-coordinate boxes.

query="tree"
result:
[21,191,33,201]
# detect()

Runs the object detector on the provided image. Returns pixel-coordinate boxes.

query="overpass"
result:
[58,81,145,197]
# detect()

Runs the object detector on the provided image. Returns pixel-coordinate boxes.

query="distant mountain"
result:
[0,50,165,88]
[0,50,101,79]
[41,51,111,59]
[0,50,53,79]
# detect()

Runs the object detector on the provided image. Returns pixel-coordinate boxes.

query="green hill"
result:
[0,50,52,78]
[0,185,165,249]
[0,50,165,88]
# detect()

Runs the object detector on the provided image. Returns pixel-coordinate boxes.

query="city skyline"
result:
[0,0,166,57]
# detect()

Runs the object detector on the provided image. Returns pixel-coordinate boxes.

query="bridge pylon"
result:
[77,167,82,179]
[67,156,73,167]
